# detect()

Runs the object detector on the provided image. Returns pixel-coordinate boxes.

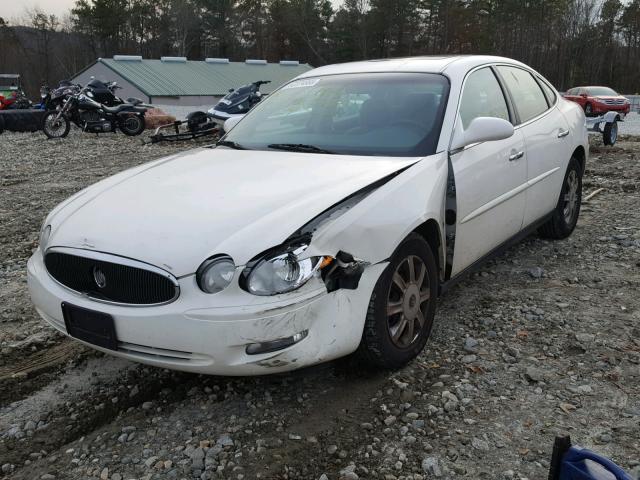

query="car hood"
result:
[48,147,418,276]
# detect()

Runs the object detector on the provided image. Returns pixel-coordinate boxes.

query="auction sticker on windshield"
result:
[283,78,321,89]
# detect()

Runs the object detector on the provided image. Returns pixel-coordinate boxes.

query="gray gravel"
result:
[1,130,639,480]
[619,112,640,136]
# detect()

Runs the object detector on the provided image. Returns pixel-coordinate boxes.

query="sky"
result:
[4,0,76,22]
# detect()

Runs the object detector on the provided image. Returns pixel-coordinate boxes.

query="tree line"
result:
[1,0,640,98]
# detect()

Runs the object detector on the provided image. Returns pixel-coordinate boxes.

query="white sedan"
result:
[28,56,588,375]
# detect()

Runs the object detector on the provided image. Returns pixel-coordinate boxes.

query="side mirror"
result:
[450,117,514,151]
[223,116,243,132]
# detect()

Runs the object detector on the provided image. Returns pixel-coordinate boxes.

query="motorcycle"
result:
[84,78,145,107]
[40,79,145,111]
[42,83,147,139]
[39,81,81,111]
[0,89,32,110]
[207,80,271,129]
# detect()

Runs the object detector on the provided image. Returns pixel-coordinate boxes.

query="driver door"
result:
[449,67,528,277]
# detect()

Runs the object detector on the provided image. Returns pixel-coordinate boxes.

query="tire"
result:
[357,233,438,369]
[603,121,618,146]
[119,114,145,136]
[42,111,70,139]
[584,103,593,116]
[186,111,209,133]
[0,115,4,135]
[538,157,582,239]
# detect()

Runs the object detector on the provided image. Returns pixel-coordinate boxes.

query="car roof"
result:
[296,55,530,78]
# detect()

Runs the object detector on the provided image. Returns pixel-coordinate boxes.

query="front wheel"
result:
[357,233,438,369]
[538,157,582,239]
[119,114,145,136]
[584,103,593,116]
[42,111,70,139]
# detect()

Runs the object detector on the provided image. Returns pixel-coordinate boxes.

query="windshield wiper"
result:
[216,140,246,150]
[267,143,334,154]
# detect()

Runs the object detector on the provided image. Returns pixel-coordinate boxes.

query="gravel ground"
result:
[1,129,639,480]
[618,112,640,136]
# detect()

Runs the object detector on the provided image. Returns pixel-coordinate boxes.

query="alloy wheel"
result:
[386,255,431,349]
[563,169,579,224]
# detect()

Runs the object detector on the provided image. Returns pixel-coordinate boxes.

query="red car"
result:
[563,86,630,117]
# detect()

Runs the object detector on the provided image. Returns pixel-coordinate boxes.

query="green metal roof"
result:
[94,58,313,97]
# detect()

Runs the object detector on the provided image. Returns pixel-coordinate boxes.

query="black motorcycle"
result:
[42,83,147,139]
[40,81,80,111]
[41,79,144,111]
[84,78,145,107]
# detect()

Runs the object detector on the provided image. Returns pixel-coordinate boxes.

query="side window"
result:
[537,77,557,106]
[459,67,510,130]
[497,66,549,123]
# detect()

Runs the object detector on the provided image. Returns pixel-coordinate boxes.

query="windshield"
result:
[223,73,450,157]
[587,87,618,96]
[224,84,255,101]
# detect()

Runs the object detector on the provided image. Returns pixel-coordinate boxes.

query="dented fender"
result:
[305,152,448,267]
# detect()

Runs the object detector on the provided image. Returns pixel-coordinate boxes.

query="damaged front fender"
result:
[305,152,448,271]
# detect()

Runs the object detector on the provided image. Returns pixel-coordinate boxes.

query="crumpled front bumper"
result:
[27,250,386,375]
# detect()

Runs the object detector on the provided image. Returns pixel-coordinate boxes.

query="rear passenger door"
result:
[496,66,571,227]
[449,67,527,277]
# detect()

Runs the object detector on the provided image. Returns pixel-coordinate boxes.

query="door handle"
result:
[558,129,570,138]
[509,151,524,161]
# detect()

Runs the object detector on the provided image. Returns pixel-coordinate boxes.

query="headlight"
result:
[196,256,236,294]
[40,224,51,251]
[243,244,331,296]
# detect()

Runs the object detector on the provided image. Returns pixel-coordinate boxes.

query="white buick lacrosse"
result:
[28,56,588,375]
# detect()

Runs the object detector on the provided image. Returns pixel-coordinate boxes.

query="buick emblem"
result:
[92,266,107,289]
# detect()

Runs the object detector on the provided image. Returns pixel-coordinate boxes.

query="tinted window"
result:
[537,77,557,105]
[498,66,549,123]
[224,73,450,157]
[459,67,510,129]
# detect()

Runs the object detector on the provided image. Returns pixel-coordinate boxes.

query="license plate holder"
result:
[62,302,118,351]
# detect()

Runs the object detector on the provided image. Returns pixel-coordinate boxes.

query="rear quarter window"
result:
[497,66,549,123]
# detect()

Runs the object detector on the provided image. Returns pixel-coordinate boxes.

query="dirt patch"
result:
[1,131,639,479]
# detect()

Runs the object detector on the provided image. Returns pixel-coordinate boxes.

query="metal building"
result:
[72,56,312,109]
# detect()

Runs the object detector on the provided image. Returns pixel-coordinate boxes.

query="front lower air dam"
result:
[245,330,309,355]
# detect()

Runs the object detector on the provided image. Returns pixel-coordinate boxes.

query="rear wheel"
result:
[0,115,4,135]
[119,114,145,136]
[42,111,70,139]
[603,121,618,146]
[538,157,582,239]
[358,233,438,369]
